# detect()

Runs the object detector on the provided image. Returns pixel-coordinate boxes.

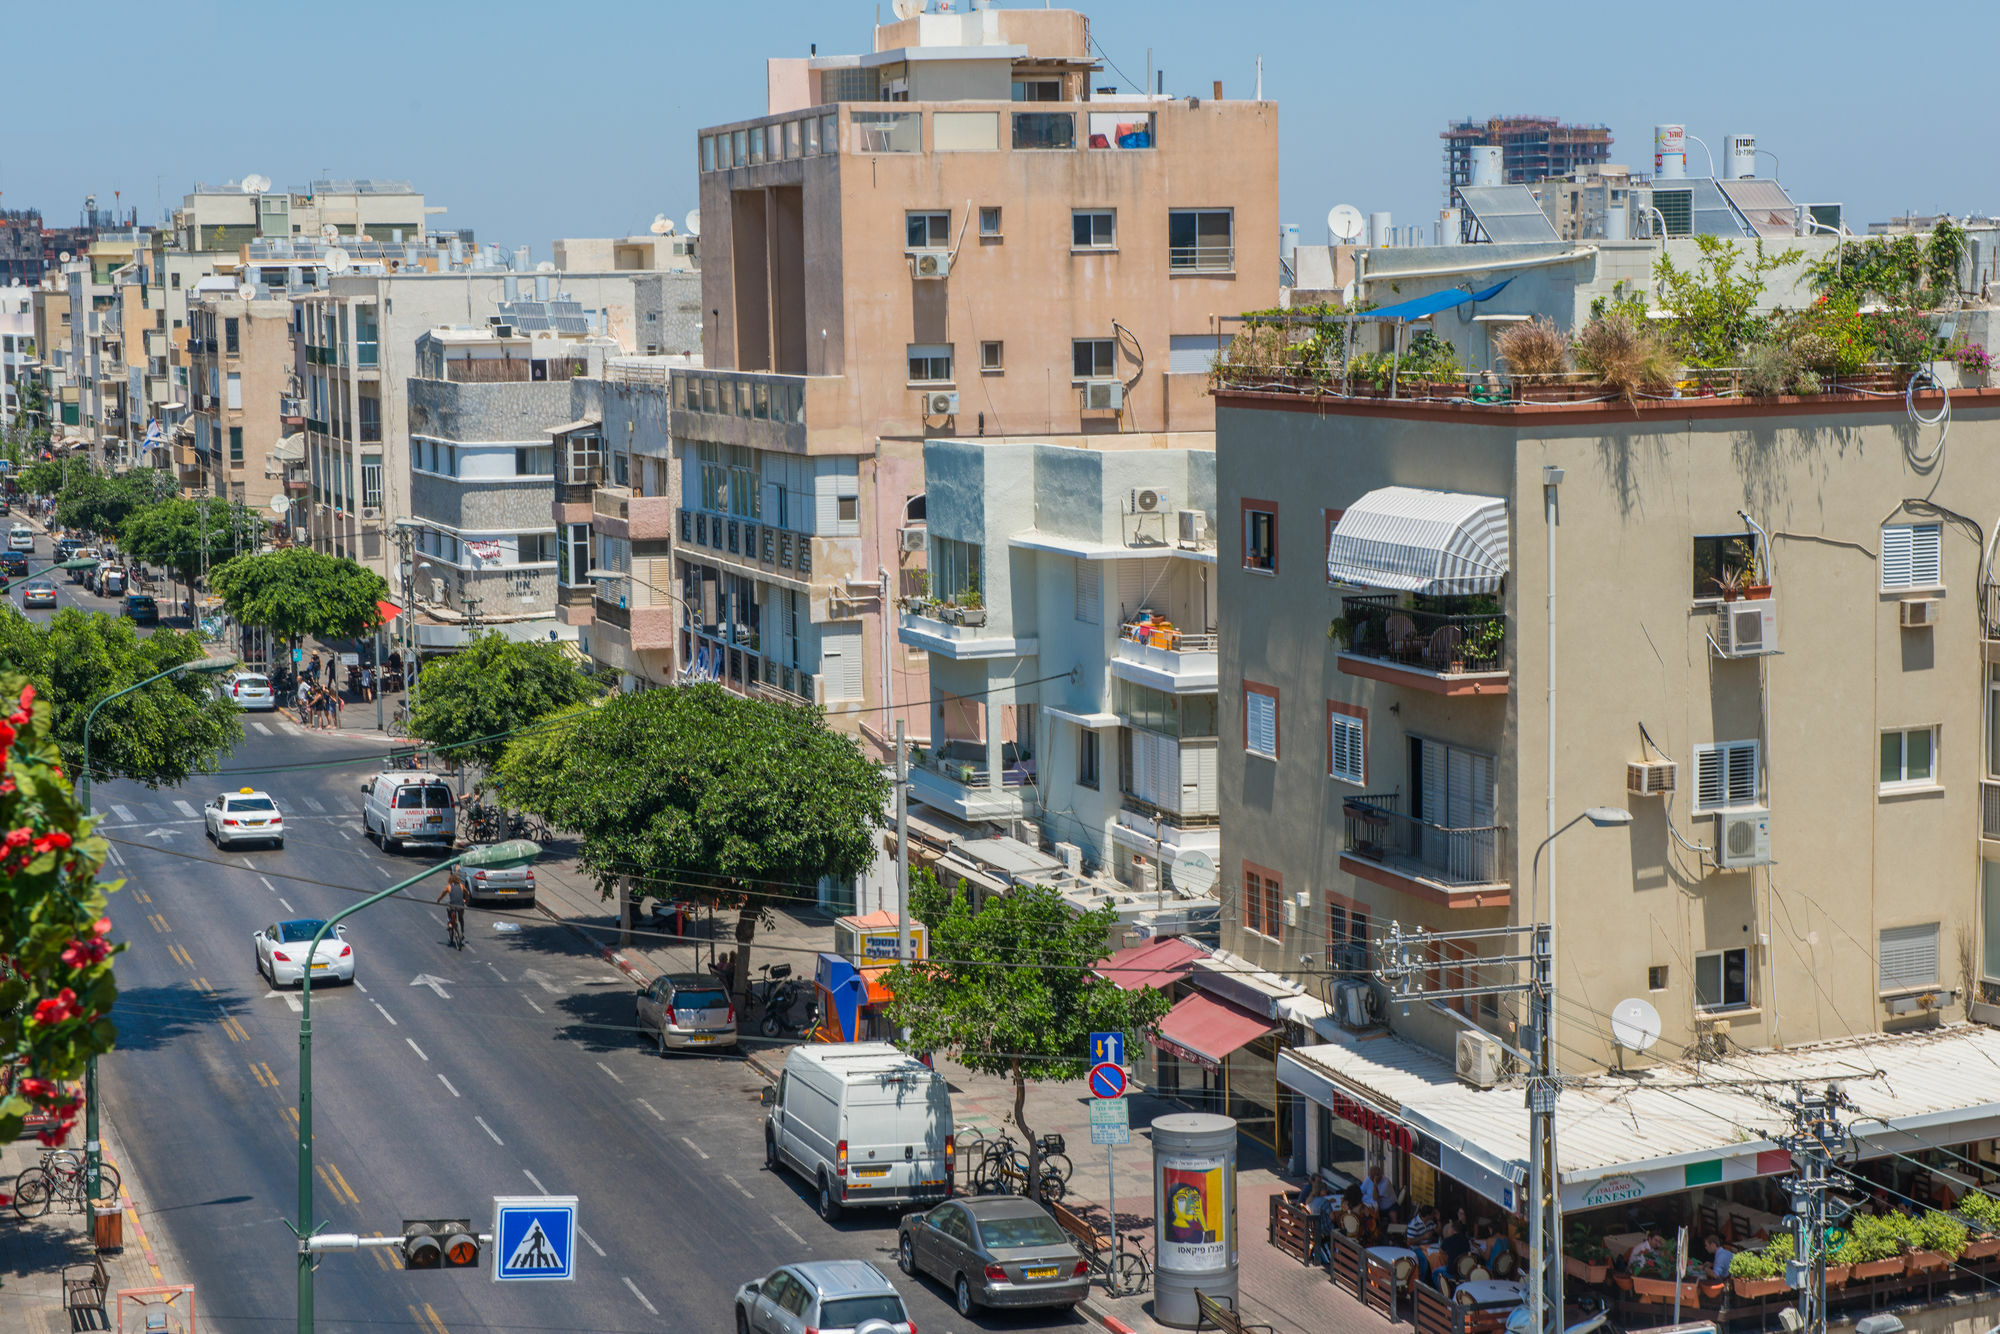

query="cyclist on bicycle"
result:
[436,866,469,946]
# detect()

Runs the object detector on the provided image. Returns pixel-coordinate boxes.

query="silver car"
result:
[735,1260,913,1334]
[897,1197,1090,1315]
[222,671,277,711]
[461,846,536,905]
[635,973,737,1053]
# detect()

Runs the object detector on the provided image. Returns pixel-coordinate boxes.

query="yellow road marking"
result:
[166,943,192,968]
[260,1062,280,1087]
[408,1306,425,1331]
[134,889,151,904]
[148,913,171,934]
[423,1301,448,1334]
[327,1162,359,1205]
[220,1016,250,1043]
[371,1231,393,1269]
[249,1062,272,1088]
[287,1106,299,1123]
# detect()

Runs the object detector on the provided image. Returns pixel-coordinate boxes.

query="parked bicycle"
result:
[971,1130,1066,1204]
[13,1148,120,1219]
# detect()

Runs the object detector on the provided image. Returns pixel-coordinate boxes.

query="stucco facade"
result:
[186,292,292,512]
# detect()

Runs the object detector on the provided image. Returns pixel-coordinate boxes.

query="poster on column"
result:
[1158,1151,1234,1270]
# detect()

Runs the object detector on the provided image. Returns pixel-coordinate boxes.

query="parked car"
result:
[20,580,56,608]
[205,787,284,849]
[221,671,276,711]
[360,772,457,851]
[123,593,159,624]
[635,973,736,1053]
[52,538,78,560]
[460,847,537,906]
[253,919,352,988]
[764,1042,954,1222]
[0,551,26,578]
[65,549,97,580]
[734,1261,914,1334]
[7,526,33,552]
[897,1197,1090,1315]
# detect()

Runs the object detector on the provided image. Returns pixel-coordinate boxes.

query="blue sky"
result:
[4,0,1992,255]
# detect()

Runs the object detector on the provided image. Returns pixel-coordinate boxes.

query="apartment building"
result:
[0,285,32,424]
[185,283,294,510]
[551,235,699,278]
[0,212,41,287]
[174,179,440,254]
[680,3,1277,748]
[31,282,72,430]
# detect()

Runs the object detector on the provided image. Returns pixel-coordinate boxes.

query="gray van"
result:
[764,1042,954,1222]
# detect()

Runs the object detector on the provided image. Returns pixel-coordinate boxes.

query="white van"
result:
[7,527,32,552]
[359,773,457,851]
[764,1042,955,1223]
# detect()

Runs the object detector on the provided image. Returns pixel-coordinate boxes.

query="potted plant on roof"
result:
[1958,1190,2000,1260]
[1740,551,1771,600]
[1903,1208,1965,1275]
[956,577,986,628]
[1730,1233,1795,1300]
[1836,1213,1908,1281]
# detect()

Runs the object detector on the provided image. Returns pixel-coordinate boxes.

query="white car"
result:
[221,672,277,711]
[6,527,32,552]
[205,788,285,848]
[254,919,352,988]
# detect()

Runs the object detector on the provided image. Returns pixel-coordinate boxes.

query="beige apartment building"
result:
[185,284,294,516]
[678,3,1276,749]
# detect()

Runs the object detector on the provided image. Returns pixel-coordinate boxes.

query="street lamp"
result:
[295,839,540,1334]
[2,556,99,594]
[76,652,238,1209]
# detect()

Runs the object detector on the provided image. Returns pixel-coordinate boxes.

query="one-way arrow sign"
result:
[143,827,178,841]
[410,974,454,999]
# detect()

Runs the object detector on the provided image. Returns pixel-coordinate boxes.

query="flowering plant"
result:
[1956,342,1992,377]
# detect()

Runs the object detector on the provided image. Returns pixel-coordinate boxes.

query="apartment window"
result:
[1691,533,1757,599]
[565,434,602,485]
[1012,79,1061,102]
[1648,965,1669,991]
[1072,339,1116,379]
[1243,864,1282,939]
[1693,739,1759,812]
[359,394,380,443]
[224,317,239,354]
[1880,727,1937,790]
[1881,522,1943,590]
[1327,702,1365,786]
[561,522,591,586]
[613,453,630,487]
[1072,210,1116,249]
[979,207,1002,238]
[1244,683,1278,759]
[361,461,382,509]
[1012,112,1075,150]
[1327,895,1369,951]
[518,534,557,563]
[701,136,716,171]
[228,427,243,466]
[170,272,180,290]
[1879,922,1940,993]
[1984,862,2000,979]
[1168,209,1235,272]
[1242,501,1276,572]
[226,371,241,410]
[1077,729,1100,790]
[907,344,953,384]
[931,538,981,603]
[906,211,950,249]
[836,496,858,525]
[1694,947,1750,1012]
[514,445,554,476]
[980,341,1004,372]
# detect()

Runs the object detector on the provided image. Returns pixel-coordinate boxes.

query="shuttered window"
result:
[1245,687,1278,759]
[1879,922,1940,992]
[1693,739,1759,812]
[1881,523,1942,590]
[819,622,863,700]
[1073,559,1100,625]
[1116,558,1169,623]
[1328,709,1365,785]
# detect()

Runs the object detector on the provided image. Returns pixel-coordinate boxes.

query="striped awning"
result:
[1326,487,1510,595]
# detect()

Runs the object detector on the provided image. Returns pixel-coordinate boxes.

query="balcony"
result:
[908,746,1030,824]
[1333,594,1509,697]
[1339,793,1509,909]
[1984,781,2000,852]
[898,609,1038,662]
[1112,623,1218,694]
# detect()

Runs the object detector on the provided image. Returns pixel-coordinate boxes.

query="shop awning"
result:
[1326,486,1510,595]
[1097,937,1206,991]
[1148,992,1276,1072]
[375,600,402,624]
[1360,278,1514,324]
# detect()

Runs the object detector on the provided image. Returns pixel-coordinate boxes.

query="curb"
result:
[1079,1298,1138,1333]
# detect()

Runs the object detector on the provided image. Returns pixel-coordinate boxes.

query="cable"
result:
[1085,33,1143,96]
[1905,367,1950,470]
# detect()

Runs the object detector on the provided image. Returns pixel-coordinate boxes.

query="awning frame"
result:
[1325,486,1511,596]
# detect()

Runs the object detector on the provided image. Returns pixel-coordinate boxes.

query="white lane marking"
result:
[104,843,122,867]
[523,997,544,1014]
[172,800,197,818]
[352,981,367,993]
[769,1214,807,1245]
[250,722,273,736]
[375,866,391,878]
[259,877,279,894]
[303,796,325,812]
[595,1061,623,1085]
[406,1038,429,1061]
[578,1226,606,1257]
[438,1073,459,1097]
[410,974,453,999]
[111,804,135,823]
[339,796,359,812]
[637,1099,666,1122]
[266,989,304,1014]
[522,1169,549,1192]
[484,961,506,981]
[337,828,353,841]
[278,898,294,912]
[520,969,563,995]
[240,858,254,869]
[723,1173,755,1200]
[373,1003,397,1026]
[622,1278,657,1315]
[679,1136,710,1160]
[474,1116,503,1145]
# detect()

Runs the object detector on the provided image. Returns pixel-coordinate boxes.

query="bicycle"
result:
[446,906,466,951]
[390,701,410,733]
[13,1148,120,1219]
[971,1131,1066,1204]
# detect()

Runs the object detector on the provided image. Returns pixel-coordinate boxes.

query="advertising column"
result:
[1152,1112,1237,1328]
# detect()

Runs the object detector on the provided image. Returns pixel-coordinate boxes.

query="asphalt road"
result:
[8,524,165,624]
[95,724,1087,1333]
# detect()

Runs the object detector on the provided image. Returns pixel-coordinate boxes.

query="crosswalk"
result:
[94,793,363,827]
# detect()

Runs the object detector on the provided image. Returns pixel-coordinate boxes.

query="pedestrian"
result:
[305,653,321,684]
[329,688,344,727]
[361,665,375,702]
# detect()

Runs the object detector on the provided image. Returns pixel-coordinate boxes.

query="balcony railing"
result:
[1168,244,1234,273]
[1342,793,1507,888]
[920,742,1033,791]
[1984,780,2000,843]
[1338,594,1506,674]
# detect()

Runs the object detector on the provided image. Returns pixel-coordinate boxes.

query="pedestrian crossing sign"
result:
[492,1195,578,1283]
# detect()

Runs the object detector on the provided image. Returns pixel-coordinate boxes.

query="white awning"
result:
[269,433,305,463]
[1326,486,1509,595]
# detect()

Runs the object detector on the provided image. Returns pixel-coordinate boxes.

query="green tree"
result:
[407,631,598,770]
[496,685,887,1008]
[18,458,75,499]
[55,468,170,536]
[207,546,389,651]
[879,871,1173,1197]
[1654,237,1802,368]
[0,610,240,788]
[120,499,262,609]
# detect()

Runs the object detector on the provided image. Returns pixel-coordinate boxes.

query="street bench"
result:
[1195,1288,1273,1334]
[1051,1199,1150,1296]
[1052,1200,1113,1262]
[63,1253,108,1323]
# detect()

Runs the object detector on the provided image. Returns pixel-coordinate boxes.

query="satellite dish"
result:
[269,493,291,516]
[649,214,675,236]
[1328,204,1366,243]
[240,174,271,194]
[321,223,339,241]
[683,209,701,238]
[1170,851,1217,896]
[1610,997,1663,1053]
[536,260,556,273]
[891,0,922,17]
[59,251,71,264]
[237,282,257,301]
[325,247,351,275]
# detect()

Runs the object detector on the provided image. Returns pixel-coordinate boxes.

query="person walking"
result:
[328,687,344,729]
[361,665,375,703]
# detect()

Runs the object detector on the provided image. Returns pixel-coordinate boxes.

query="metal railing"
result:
[1119,624,1218,654]
[1341,793,1507,887]
[1338,594,1506,674]
[1168,244,1234,273]
[1984,780,2000,842]
[922,746,1032,790]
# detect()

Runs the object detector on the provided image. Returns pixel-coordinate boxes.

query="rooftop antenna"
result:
[650,214,675,236]
[240,173,271,195]
[237,281,257,301]
[1327,203,1365,244]
[1169,851,1216,897]
[684,209,702,238]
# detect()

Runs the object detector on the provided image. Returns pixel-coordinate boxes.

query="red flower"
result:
[92,918,111,938]
[33,831,71,853]
[0,779,13,795]
[3,827,30,849]
[17,1077,56,1100]
[30,988,79,1026]
[0,723,14,748]
[35,1118,75,1147]
[61,937,110,968]
[17,685,33,711]
[5,710,24,727]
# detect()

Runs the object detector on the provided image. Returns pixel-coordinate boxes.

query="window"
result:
[514,445,554,476]
[1983,862,2000,980]
[1693,739,1759,812]
[906,211,950,249]
[1327,894,1369,951]
[223,317,239,354]
[565,434,602,485]
[169,272,180,290]
[1880,727,1937,790]
[1244,684,1278,759]
[931,538,981,603]
[561,523,591,586]
[701,136,716,171]
[1012,112,1075,150]
[1168,209,1235,272]
[1694,947,1750,1012]
[979,207,1002,238]
[1242,501,1276,572]
[980,341,1004,372]
[1648,965,1669,991]
[907,344,953,383]
[1072,339,1116,379]
[1012,79,1061,102]
[1881,522,1943,590]
[1077,729,1100,789]
[1072,210,1116,249]
[1243,864,1282,939]
[836,496,858,525]
[226,371,241,410]
[361,461,382,509]
[518,534,557,563]
[1879,922,1940,993]
[1073,559,1100,624]
[1327,702,1365,785]
[1691,533,1757,599]
[228,427,243,466]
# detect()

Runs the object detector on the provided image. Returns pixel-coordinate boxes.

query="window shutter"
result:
[1878,922,1940,991]
[1694,740,1759,811]
[1882,523,1942,589]
[1074,559,1100,625]
[1246,692,1277,757]
[1117,558,1169,622]
[1881,525,1912,588]
[1329,714,1364,784]
[1726,741,1759,806]
[1187,740,1219,814]
[819,622,863,700]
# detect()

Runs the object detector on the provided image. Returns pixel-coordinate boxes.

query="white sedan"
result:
[205,788,285,849]
[254,919,353,988]
[221,672,277,711]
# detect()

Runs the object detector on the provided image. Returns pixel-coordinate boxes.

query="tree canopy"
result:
[55,468,172,537]
[1653,237,1801,368]
[0,609,241,788]
[407,631,599,770]
[16,458,74,497]
[207,546,389,644]
[120,499,262,594]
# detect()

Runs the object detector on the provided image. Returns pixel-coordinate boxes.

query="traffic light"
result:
[401,1219,479,1271]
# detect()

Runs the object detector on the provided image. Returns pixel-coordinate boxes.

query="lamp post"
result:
[77,652,238,1210]
[2,556,99,595]
[295,839,540,1334]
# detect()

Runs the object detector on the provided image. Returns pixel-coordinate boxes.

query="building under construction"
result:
[1441,115,1613,204]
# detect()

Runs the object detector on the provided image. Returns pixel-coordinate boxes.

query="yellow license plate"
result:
[685,1035,713,1044]
[311,962,328,969]
[1024,1266,1059,1280]
[857,1167,889,1177]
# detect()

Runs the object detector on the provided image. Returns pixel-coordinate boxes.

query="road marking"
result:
[484,961,506,981]
[303,796,325,812]
[111,804,134,823]
[437,1073,459,1097]
[422,1302,448,1334]
[328,1162,360,1204]
[104,843,122,866]
[134,889,152,904]
[523,997,544,1013]
[769,1213,807,1246]
[376,866,392,878]
[595,1061,623,1084]
[679,1136,710,1160]
[622,1278,658,1315]
[372,1232,392,1270]
[167,943,192,968]
[259,877,278,894]
[637,1099,665,1121]
[373,1003,397,1026]
[279,898,294,912]
[220,1016,249,1043]
[410,974,453,999]
[723,1173,755,1200]
[522,1169,549,1193]
[240,857,254,869]
[406,1038,429,1061]
[250,722,273,736]
[141,828,177,843]
[260,1061,279,1086]
[577,1226,606,1257]
[521,968,563,995]
[249,1061,273,1088]
[315,1164,339,1199]
[352,980,367,993]
[171,800,197,818]
[338,828,353,841]
[474,1116,503,1145]
[264,989,303,1014]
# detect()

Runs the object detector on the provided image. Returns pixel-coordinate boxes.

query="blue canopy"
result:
[1365,278,1513,323]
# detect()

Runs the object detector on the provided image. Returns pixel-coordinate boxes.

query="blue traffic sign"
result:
[1089,1031,1126,1067]
[492,1195,578,1283]
[1089,1062,1128,1099]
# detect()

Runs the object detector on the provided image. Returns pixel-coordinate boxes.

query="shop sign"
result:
[1579,1175,1646,1208]
[1327,1090,1417,1154]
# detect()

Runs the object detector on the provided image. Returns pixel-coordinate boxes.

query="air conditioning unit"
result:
[1716,807,1772,869]
[492,323,516,339]
[910,249,952,279]
[1455,1030,1504,1090]
[1900,597,1940,629]
[1083,379,1124,411]
[1333,979,1378,1031]
[898,525,927,553]
[1282,899,1298,927]
[360,506,379,520]
[1178,509,1209,543]
[1054,842,1084,876]
[1714,599,1779,658]
[922,390,959,416]
[1627,760,1678,797]
[1132,487,1168,514]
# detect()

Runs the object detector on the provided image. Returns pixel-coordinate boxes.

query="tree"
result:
[0,610,241,788]
[0,672,122,1147]
[54,468,171,537]
[120,499,262,610]
[17,458,75,498]
[407,631,599,770]
[496,685,887,1009]
[1654,237,1802,368]
[879,871,1173,1197]
[207,546,389,649]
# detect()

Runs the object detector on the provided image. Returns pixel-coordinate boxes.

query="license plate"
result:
[311,962,328,970]
[857,1167,889,1177]
[685,1035,713,1044]
[1024,1266,1059,1280]
[427,815,443,824]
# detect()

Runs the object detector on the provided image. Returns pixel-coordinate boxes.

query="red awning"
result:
[1147,991,1278,1072]
[1097,937,1206,991]
[376,600,402,624]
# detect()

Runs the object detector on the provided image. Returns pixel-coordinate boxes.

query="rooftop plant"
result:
[1572,312,1678,406]
[1496,317,1571,378]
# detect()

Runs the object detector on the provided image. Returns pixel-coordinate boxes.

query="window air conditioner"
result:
[922,390,959,416]
[1626,760,1678,797]
[1713,599,1779,658]
[1132,487,1167,514]
[1083,379,1124,411]
[1178,509,1209,543]
[1900,597,1940,629]
[360,507,379,520]
[1716,807,1772,869]
[1455,1030,1503,1090]
[910,249,952,279]
[1333,979,1378,1031]
[898,525,927,553]
[1282,899,1298,927]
